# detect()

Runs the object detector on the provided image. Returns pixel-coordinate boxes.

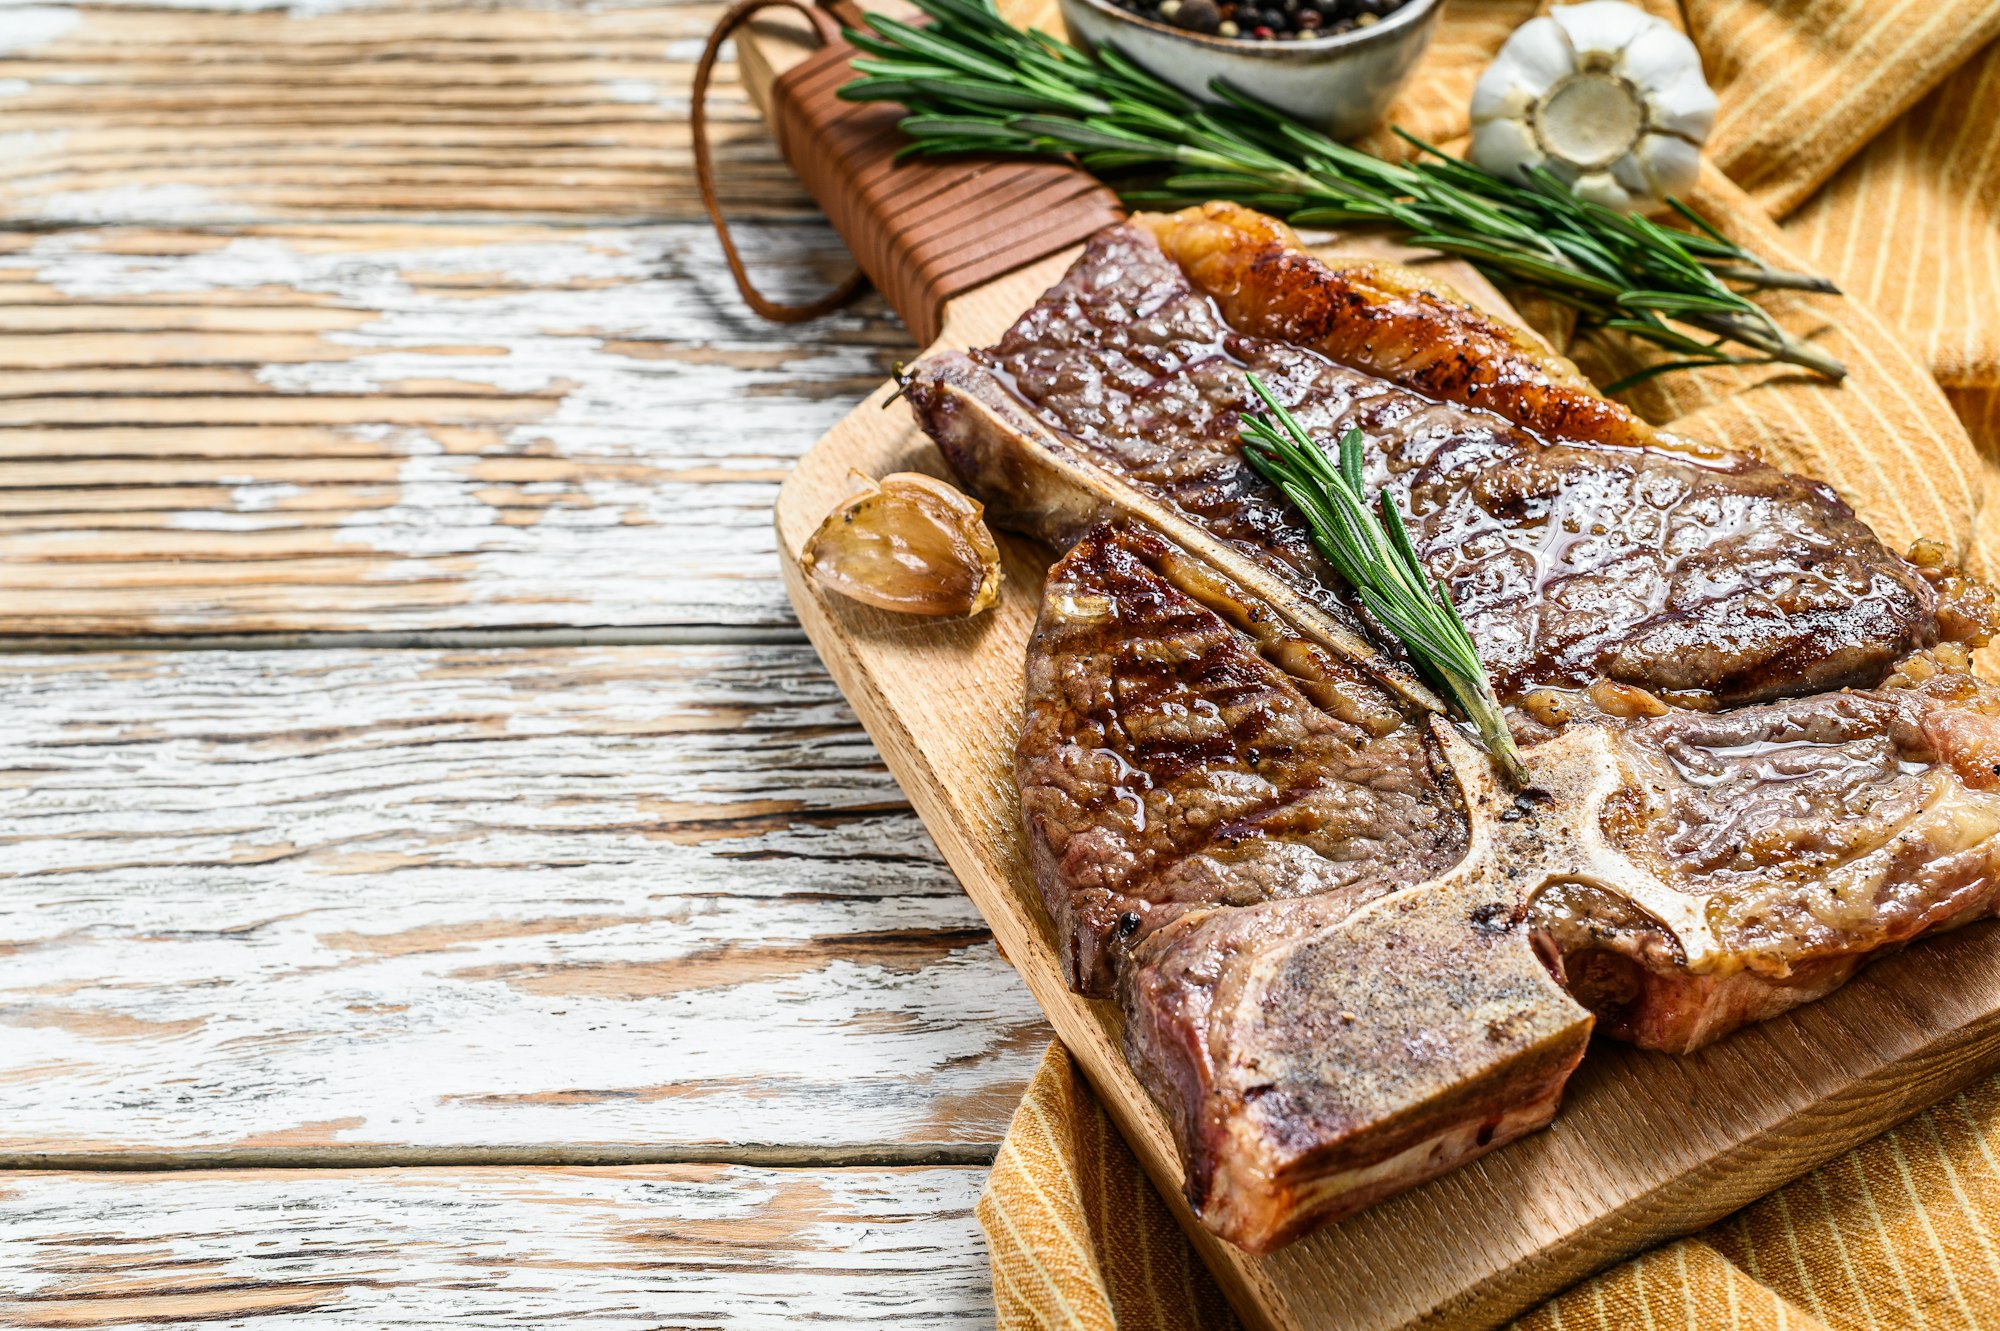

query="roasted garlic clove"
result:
[801,471,1002,617]
[1469,0,1715,213]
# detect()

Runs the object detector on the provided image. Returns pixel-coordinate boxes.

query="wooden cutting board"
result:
[738,14,2000,1329]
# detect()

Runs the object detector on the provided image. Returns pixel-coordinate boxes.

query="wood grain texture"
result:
[0,0,811,225]
[0,1165,992,1327]
[0,646,1047,1160]
[771,255,2000,1331]
[0,222,906,637]
[0,3,1007,1323]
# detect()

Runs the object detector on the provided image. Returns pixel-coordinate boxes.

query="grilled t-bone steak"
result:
[903,202,2000,1253]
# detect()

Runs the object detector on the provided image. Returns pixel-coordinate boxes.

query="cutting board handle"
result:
[697,0,1123,345]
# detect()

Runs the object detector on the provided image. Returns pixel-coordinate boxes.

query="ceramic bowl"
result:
[1055,0,1441,140]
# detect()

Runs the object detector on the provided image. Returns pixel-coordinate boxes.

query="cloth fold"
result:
[979,0,2000,1324]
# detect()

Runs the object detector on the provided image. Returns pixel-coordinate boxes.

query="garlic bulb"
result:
[1469,1,1716,213]
[801,471,1003,617]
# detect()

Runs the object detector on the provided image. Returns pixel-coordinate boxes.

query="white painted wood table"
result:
[0,3,1044,1323]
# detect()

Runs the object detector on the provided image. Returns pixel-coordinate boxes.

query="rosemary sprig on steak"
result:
[838,0,1844,383]
[1238,373,1527,784]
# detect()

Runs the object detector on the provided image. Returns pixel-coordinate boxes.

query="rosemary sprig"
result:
[1237,374,1527,784]
[839,0,1845,384]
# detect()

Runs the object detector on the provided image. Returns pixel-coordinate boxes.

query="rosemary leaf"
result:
[1599,355,1781,395]
[840,0,1845,386]
[1236,374,1528,784]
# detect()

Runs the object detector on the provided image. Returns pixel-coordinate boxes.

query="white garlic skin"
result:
[1469,1,1717,213]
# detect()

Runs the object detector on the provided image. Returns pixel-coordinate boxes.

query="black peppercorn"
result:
[1135,0,1402,38]
[1172,0,1222,31]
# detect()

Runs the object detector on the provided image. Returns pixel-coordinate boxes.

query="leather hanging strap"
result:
[693,0,1124,344]
[692,0,866,323]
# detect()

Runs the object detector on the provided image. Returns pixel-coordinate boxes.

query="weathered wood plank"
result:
[0,216,1535,642]
[0,222,906,637]
[0,646,1047,1160]
[0,0,812,224]
[0,1165,992,1327]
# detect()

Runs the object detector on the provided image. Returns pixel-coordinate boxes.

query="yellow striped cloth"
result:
[981,1,2000,1325]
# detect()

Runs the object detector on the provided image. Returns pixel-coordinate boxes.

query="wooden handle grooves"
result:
[769,32,1122,344]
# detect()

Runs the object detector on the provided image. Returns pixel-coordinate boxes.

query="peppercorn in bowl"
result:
[1056,0,1438,139]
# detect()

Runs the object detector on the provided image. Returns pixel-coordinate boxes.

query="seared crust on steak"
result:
[901,206,2000,1251]
[1139,201,1661,452]
[1019,522,1467,995]
[909,220,1948,705]
[1026,529,2000,1247]
[1123,889,1590,1253]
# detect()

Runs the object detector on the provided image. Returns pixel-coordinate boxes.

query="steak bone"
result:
[1130,720,1731,1251]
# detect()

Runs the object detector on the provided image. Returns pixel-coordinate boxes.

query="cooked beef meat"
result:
[1548,674,2000,1050]
[900,205,2000,1252]
[1027,522,1589,1251]
[1026,523,2000,1250]
[912,216,1957,704]
[1123,887,1589,1254]
[1019,522,1466,995]
[1141,201,1662,452]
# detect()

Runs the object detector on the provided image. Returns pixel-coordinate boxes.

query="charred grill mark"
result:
[955,221,1946,707]
[1023,524,1466,930]
[907,206,2000,1254]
